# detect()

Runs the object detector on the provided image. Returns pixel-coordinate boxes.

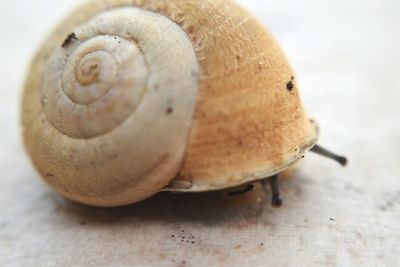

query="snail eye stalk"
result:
[262,175,283,208]
[310,144,348,166]
[269,175,283,208]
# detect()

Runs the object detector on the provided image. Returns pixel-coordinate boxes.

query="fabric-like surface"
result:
[0,0,399,266]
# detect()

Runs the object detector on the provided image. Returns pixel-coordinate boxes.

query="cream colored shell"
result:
[22,0,318,207]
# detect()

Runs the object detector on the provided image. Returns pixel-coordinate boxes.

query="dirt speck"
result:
[286,81,294,91]
[62,33,78,48]
[379,190,400,211]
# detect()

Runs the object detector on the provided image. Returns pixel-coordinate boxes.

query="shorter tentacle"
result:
[227,184,254,196]
[262,175,282,208]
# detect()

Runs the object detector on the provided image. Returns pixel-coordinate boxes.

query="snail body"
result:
[22,0,320,207]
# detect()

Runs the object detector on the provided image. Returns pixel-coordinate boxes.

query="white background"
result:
[0,0,399,266]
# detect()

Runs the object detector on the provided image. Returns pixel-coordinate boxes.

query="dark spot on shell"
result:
[236,55,241,60]
[186,26,195,34]
[62,33,78,48]
[46,173,55,178]
[329,218,335,222]
[80,221,86,225]
[287,81,294,91]
[166,107,174,115]
[291,76,295,81]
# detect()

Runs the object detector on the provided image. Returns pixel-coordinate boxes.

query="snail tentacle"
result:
[311,144,348,166]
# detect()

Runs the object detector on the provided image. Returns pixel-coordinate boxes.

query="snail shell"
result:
[22,0,318,206]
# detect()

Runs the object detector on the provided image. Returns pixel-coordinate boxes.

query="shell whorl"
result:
[28,7,199,206]
[42,7,198,139]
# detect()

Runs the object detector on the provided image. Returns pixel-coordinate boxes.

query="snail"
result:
[21,0,347,208]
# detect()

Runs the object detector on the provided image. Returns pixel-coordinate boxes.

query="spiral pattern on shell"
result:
[42,7,198,138]
[28,7,199,206]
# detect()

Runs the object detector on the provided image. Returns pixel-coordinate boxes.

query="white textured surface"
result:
[0,0,399,266]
